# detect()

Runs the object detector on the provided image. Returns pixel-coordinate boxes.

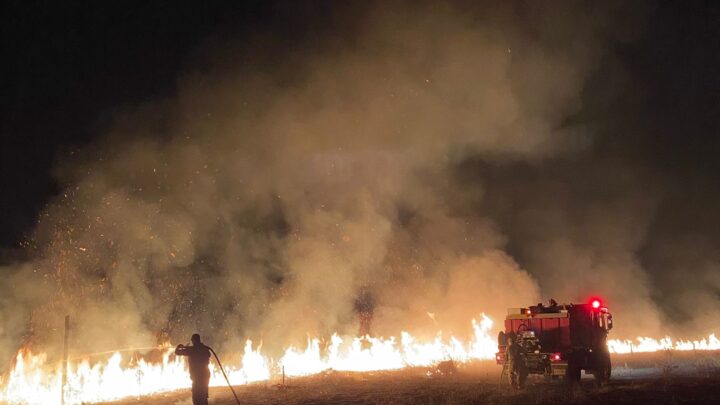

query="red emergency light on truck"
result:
[496,299,613,388]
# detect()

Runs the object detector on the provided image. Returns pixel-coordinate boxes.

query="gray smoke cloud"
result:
[2,1,714,366]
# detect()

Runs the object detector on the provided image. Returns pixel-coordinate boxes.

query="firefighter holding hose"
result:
[176,334,211,405]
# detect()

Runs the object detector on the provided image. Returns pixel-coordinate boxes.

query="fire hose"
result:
[209,347,242,405]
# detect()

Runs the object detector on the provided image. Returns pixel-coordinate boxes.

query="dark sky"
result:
[1,0,340,249]
[1,0,718,251]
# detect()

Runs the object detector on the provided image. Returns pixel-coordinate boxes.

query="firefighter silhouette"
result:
[506,336,528,389]
[175,334,212,405]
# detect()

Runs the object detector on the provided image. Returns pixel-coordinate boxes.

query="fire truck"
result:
[495,299,613,388]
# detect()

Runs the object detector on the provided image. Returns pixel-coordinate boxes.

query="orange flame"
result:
[1,314,718,404]
[607,334,720,354]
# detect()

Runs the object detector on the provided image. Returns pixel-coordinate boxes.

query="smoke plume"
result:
[1,1,716,365]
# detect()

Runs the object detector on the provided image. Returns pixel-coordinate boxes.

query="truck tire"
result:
[593,351,611,387]
[565,356,581,385]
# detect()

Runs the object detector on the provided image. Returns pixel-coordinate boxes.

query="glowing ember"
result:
[0,315,718,405]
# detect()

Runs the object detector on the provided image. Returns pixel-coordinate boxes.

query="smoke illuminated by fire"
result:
[1,314,718,405]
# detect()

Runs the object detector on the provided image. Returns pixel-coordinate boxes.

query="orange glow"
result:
[607,334,720,354]
[0,315,496,405]
[1,314,718,404]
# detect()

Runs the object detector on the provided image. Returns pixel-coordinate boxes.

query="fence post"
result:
[61,315,69,405]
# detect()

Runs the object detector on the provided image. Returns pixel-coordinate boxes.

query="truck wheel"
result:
[565,358,581,385]
[593,353,611,387]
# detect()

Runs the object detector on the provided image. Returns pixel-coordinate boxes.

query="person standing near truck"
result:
[506,336,528,389]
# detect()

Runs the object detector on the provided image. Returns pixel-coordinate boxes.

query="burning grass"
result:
[102,354,720,405]
[2,312,719,405]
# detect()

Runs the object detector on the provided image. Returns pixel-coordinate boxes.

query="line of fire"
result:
[1,296,719,404]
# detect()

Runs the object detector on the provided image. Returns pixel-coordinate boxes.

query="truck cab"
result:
[496,299,613,386]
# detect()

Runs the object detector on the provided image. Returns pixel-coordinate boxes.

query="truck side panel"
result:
[504,316,571,351]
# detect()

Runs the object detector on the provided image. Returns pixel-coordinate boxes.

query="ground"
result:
[105,352,720,405]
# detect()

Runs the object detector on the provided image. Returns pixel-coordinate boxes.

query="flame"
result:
[1,314,718,405]
[607,334,720,354]
[0,341,270,405]
[272,314,496,376]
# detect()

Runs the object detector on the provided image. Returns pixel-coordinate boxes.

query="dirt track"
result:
[105,352,720,405]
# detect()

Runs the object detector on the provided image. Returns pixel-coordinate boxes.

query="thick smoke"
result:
[1,1,713,365]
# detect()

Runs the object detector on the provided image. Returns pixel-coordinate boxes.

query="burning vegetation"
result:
[1,310,719,404]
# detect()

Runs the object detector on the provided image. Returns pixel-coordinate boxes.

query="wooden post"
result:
[61,315,69,405]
